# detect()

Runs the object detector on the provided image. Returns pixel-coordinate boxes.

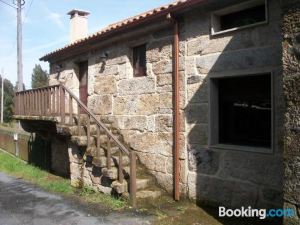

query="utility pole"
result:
[17,0,24,91]
[15,0,25,157]
[1,68,3,124]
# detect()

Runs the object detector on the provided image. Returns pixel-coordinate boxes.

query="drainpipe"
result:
[167,13,180,201]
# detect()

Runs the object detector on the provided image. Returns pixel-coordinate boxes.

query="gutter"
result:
[167,13,180,201]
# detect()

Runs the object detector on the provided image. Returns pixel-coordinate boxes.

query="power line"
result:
[23,0,32,23]
[0,0,17,9]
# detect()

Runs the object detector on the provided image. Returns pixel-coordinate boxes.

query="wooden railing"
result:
[15,83,137,207]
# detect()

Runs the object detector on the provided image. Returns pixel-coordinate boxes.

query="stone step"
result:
[74,115,114,126]
[92,155,130,168]
[71,134,121,147]
[111,178,151,194]
[101,166,130,180]
[136,190,162,199]
[68,124,117,136]
[89,146,120,157]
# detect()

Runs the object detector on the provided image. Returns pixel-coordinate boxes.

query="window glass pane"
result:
[218,74,271,147]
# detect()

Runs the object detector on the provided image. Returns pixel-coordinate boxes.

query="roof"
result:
[40,0,205,61]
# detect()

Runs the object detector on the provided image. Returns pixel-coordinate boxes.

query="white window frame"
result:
[211,0,268,36]
[208,70,274,154]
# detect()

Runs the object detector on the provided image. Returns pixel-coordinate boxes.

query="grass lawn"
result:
[0,149,126,210]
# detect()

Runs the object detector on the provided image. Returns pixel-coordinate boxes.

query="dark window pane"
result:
[218,74,271,147]
[133,44,146,77]
[220,4,266,31]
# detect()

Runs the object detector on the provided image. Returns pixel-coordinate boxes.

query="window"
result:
[133,44,146,77]
[211,74,272,149]
[211,0,267,35]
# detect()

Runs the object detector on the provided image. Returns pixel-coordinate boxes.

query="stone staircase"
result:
[57,115,163,201]
[15,84,164,206]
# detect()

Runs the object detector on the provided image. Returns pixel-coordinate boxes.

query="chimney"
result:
[67,9,90,43]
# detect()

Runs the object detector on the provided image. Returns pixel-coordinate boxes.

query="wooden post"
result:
[69,95,73,125]
[48,87,51,115]
[130,151,137,208]
[52,87,55,115]
[60,86,65,124]
[77,104,81,136]
[96,126,100,157]
[118,150,123,183]
[56,86,59,115]
[107,136,111,169]
[87,115,91,148]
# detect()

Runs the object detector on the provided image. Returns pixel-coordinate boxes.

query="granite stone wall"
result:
[184,0,284,208]
[282,0,300,224]
[49,26,188,193]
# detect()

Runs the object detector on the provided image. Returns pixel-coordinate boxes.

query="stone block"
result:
[147,47,160,63]
[138,152,156,171]
[147,115,155,132]
[157,73,172,86]
[187,80,208,104]
[117,77,155,95]
[187,173,258,208]
[187,75,205,84]
[185,103,208,124]
[68,144,83,164]
[152,60,172,75]
[153,171,173,192]
[155,154,167,173]
[187,124,208,145]
[187,147,219,175]
[94,76,116,94]
[113,94,159,115]
[118,63,130,80]
[196,46,282,73]
[185,56,197,75]
[88,95,112,115]
[155,115,173,132]
[131,132,172,156]
[219,152,283,188]
[98,185,112,194]
[159,92,172,114]
[152,27,172,39]
[102,64,118,76]
[70,162,82,179]
[117,116,147,131]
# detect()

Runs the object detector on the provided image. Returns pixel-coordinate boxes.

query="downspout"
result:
[167,13,180,201]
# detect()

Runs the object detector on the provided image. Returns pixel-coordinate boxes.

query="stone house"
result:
[15,0,300,222]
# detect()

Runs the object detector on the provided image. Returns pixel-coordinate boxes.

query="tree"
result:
[31,64,48,89]
[0,76,14,122]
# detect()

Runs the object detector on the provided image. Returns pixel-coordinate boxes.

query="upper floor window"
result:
[211,0,267,35]
[133,44,146,77]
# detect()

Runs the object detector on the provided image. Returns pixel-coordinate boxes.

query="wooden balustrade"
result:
[14,84,137,207]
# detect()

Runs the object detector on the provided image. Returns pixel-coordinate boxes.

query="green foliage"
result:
[0,77,14,122]
[31,64,49,89]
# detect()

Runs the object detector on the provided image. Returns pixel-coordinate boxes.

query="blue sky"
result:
[0,0,172,89]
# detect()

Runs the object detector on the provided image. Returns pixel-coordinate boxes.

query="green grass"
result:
[0,150,126,209]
